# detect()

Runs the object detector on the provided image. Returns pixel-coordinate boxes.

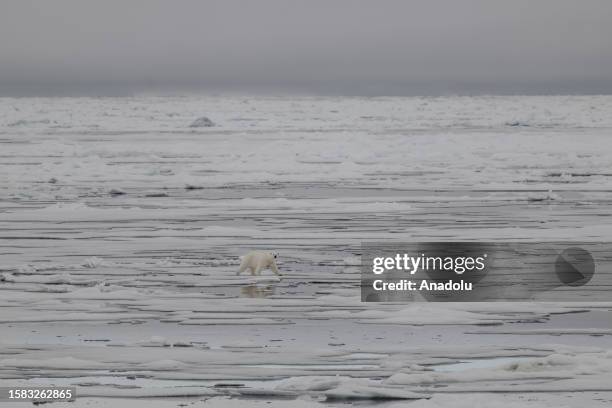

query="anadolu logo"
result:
[555,247,594,287]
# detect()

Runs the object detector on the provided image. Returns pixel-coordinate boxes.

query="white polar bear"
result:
[237,251,280,276]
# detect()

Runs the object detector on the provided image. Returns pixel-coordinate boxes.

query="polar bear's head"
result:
[272,252,279,259]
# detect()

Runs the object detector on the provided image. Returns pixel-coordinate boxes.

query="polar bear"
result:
[237,251,280,276]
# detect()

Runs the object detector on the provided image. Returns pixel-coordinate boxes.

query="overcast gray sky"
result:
[1,0,611,96]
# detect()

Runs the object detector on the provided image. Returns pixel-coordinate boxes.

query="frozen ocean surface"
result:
[1,95,612,407]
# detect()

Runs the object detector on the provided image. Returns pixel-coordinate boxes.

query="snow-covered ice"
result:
[1,95,612,407]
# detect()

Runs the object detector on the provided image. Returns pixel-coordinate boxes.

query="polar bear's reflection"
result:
[240,285,275,298]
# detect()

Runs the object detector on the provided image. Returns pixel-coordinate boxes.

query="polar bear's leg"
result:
[237,257,249,275]
[254,262,264,275]
[270,260,280,276]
